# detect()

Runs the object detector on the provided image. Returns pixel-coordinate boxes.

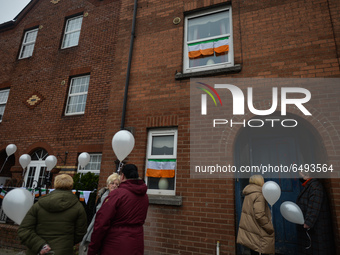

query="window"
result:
[24,149,49,189]
[0,89,9,122]
[77,153,102,175]
[65,75,90,115]
[61,15,83,49]
[19,28,38,59]
[183,6,233,73]
[145,129,177,195]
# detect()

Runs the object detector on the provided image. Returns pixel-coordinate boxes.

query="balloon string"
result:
[117,162,124,173]
[0,157,8,174]
[22,167,26,177]
[270,205,273,224]
[305,228,311,249]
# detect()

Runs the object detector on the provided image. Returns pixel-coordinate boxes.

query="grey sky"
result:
[0,0,31,24]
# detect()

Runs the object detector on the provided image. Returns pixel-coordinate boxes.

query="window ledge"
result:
[148,194,182,206]
[175,64,242,80]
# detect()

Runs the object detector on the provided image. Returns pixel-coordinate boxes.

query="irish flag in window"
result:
[188,37,229,59]
[146,159,176,178]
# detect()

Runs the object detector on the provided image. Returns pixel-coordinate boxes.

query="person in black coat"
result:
[296,172,335,255]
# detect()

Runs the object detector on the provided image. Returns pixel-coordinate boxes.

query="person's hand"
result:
[40,244,51,254]
[303,223,310,229]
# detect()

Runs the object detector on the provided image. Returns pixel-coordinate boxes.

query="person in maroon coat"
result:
[88,164,149,255]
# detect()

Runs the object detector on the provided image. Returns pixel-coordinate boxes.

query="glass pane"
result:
[188,10,229,41]
[66,16,83,32]
[38,167,47,187]
[66,94,87,114]
[147,177,175,190]
[63,31,81,48]
[0,90,9,103]
[70,76,89,94]
[0,105,5,121]
[84,154,102,171]
[24,30,38,43]
[21,44,34,58]
[151,135,174,155]
[26,167,36,188]
[30,149,49,160]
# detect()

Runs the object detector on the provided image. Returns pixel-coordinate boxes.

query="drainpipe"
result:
[120,0,138,130]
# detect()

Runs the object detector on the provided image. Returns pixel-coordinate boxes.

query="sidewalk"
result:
[0,249,25,255]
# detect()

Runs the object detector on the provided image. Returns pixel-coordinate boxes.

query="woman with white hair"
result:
[79,173,120,255]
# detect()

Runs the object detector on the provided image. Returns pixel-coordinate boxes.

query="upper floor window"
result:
[61,15,83,49]
[65,75,90,115]
[145,129,177,196]
[77,153,102,175]
[0,89,9,122]
[183,6,233,73]
[19,28,38,59]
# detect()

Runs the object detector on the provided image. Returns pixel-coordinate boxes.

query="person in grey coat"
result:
[18,174,87,255]
[296,172,335,254]
[79,173,120,255]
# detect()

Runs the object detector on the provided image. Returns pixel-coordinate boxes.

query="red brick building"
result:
[0,0,339,254]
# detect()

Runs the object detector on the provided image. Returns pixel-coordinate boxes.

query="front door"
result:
[251,136,301,255]
[23,148,49,189]
[235,118,317,255]
[24,160,47,189]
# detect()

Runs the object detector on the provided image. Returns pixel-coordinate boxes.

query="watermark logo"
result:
[200,83,312,116]
[196,82,223,115]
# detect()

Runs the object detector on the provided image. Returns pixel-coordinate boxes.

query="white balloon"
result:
[2,188,34,225]
[280,201,304,225]
[19,154,31,169]
[262,181,281,206]
[158,178,169,190]
[78,152,90,168]
[112,130,135,161]
[6,144,17,157]
[45,155,57,171]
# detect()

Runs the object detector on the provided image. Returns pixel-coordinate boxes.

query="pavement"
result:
[0,249,26,255]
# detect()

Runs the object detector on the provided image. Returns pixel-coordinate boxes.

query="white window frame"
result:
[24,160,47,189]
[77,153,102,175]
[0,89,9,123]
[61,15,83,49]
[65,75,90,116]
[145,128,178,196]
[19,28,38,59]
[183,6,234,74]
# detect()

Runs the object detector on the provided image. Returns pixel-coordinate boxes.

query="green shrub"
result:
[73,172,99,191]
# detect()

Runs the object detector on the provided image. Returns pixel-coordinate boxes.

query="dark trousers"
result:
[250,250,270,255]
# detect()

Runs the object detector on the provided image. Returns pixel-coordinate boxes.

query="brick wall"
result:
[0,224,26,251]
[0,0,121,177]
[0,0,339,254]
[104,0,340,254]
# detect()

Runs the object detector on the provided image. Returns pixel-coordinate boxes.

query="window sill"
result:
[148,194,182,206]
[175,64,242,80]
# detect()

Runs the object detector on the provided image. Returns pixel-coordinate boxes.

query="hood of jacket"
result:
[38,189,79,213]
[120,179,147,196]
[243,183,262,196]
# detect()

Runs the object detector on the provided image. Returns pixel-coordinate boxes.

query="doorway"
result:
[23,148,49,189]
[235,115,319,255]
